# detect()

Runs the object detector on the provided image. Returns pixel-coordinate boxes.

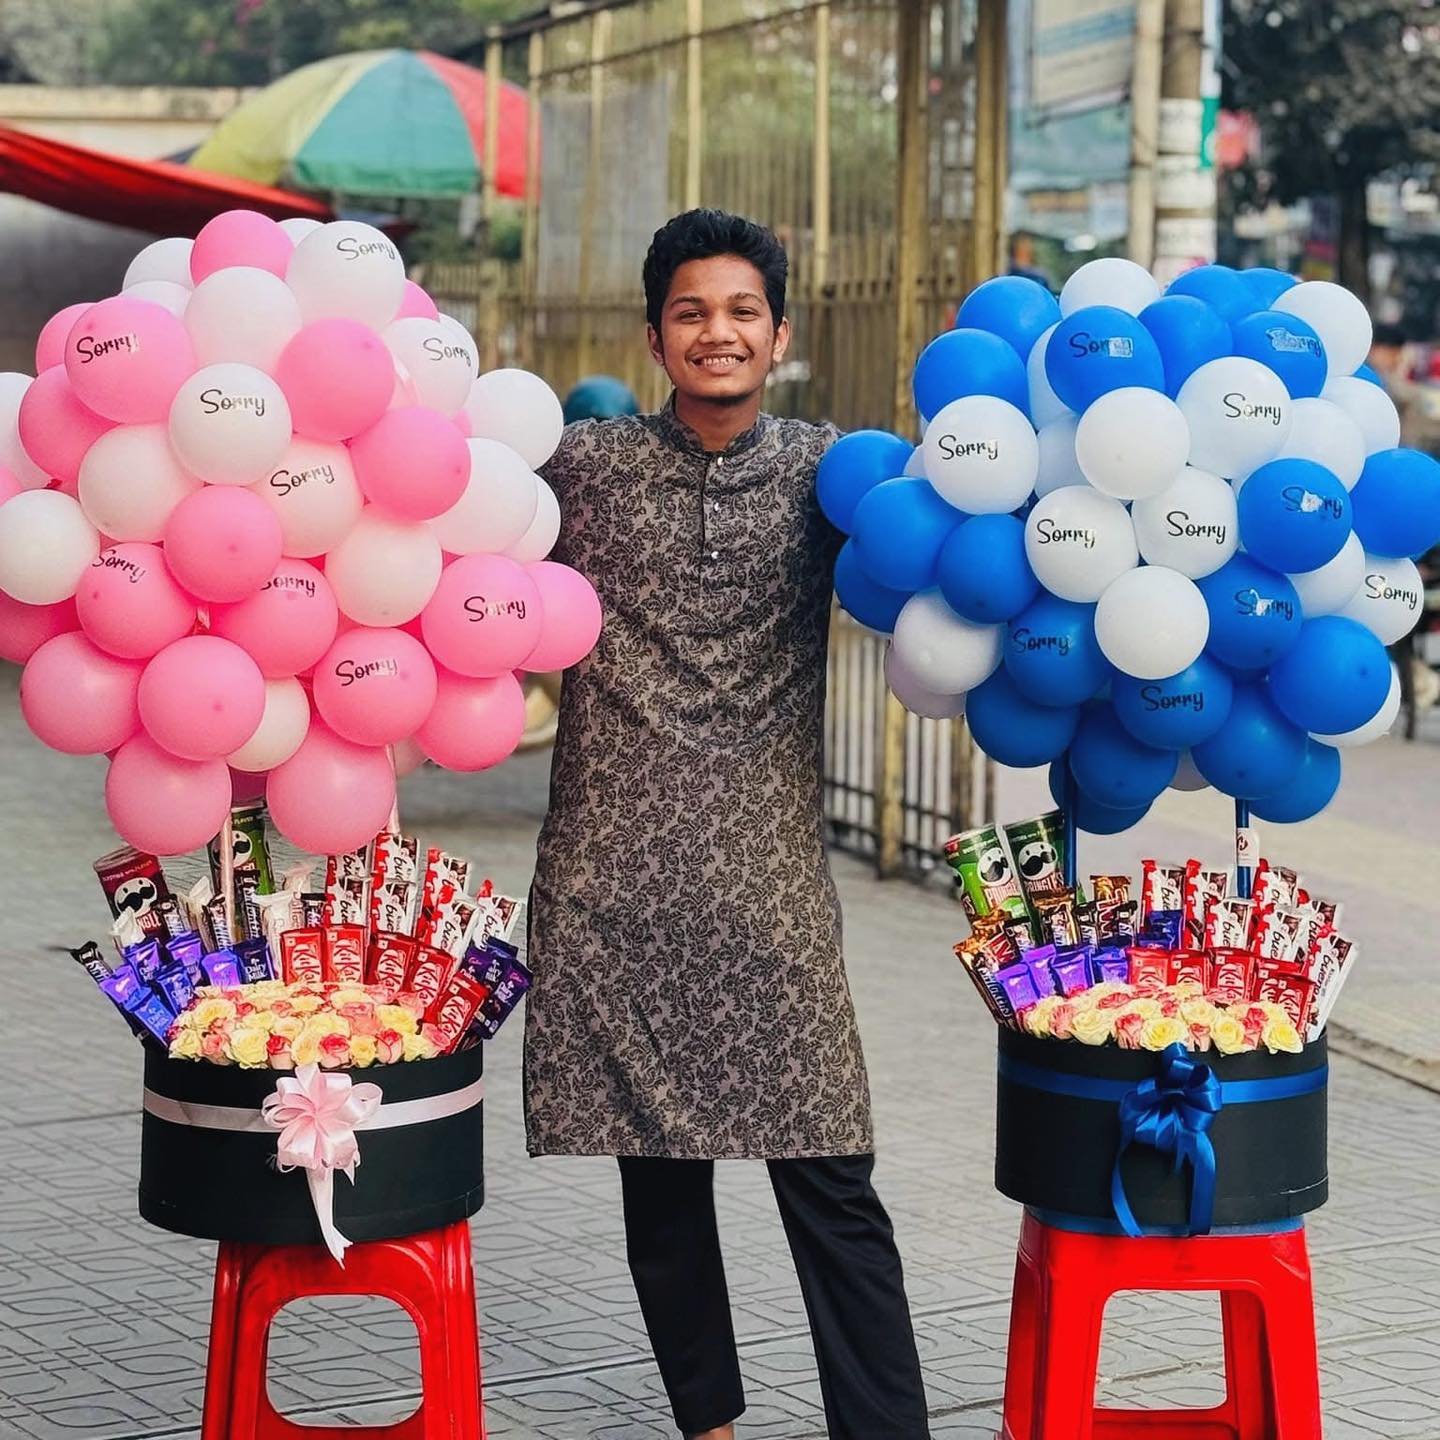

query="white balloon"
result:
[1074,387,1190,500]
[504,478,561,564]
[1313,664,1401,747]
[437,314,480,374]
[124,279,191,317]
[1176,357,1292,478]
[884,643,967,719]
[0,373,47,488]
[279,217,325,244]
[383,317,477,414]
[1094,566,1209,679]
[1273,398,1366,490]
[1339,553,1423,645]
[1131,465,1238,578]
[1035,416,1087,497]
[1322,376,1401,454]
[285,221,406,330]
[184,266,303,371]
[1289,532,1365,617]
[1059,257,1161,318]
[0,489,99,603]
[78,424,201,541]
[1024,487,1138,603]
[123,236,194,291]
[168,363,293,485]
[903,444,928,478]
[326,508,442,626]
[226,676,310,771]
[1170,751,1210,791]
[1274,280,1372,378]
[922,395,1038,514]
[1028,322,1069,427]
[251,436,363,557]
[430,439,539,555]
[463,369,565,469]
[891,590,1002,694]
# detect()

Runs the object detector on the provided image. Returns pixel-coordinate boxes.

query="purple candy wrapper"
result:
[124,936,164,984]
[202,949,242,988]
[995,960,1041,1016]
[468,956,533,1040]
[128,988,176,1043]
[167,932,205,984]
[1051,947,1095,997]
[152,961,196,1016]
[235,937,274,984]
[1093,946,1130,985]
[99,961,146,1012]
[1140,909,1184,951]
[1024,953,1058,1000]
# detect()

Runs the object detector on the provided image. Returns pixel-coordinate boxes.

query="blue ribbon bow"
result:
[1111,1043,1222,1239]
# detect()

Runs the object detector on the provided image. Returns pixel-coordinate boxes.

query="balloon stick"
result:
[1062,764,1078,890]
[1236,799,1253,899]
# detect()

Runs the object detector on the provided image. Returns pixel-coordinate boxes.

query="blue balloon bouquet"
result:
[819,261,1438,834]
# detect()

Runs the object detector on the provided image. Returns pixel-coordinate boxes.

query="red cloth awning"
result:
[0,123,336,237]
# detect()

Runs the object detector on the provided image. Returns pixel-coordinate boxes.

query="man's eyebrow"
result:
[667,291,765,308]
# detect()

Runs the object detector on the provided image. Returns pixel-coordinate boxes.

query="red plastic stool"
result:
[1002,1209,1321,1440]
[201,1220,485,1440]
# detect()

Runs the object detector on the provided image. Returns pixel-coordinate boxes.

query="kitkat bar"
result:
[1168,949,1210,988]
[1255,968,1316,1031]
[1209,948,1255,1000]
[323,925,366,984]
[407,943,460,1011]
[94,846,172,936]
[280,928,325,985]
[368,931,418,988]
[426,973,492,1048]
[1126,946,1170,989]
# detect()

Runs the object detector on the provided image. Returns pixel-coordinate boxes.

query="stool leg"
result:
[1220,1290,1273,1440]
[1259,1237,1323,1440]
[1031,1269,1106,1440]
[419,1223,484,1440]
[1001,1240,1042,1440]
[202,1243,246,1440]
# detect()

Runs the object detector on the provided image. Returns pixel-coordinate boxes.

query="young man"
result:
[524,209,931,1440]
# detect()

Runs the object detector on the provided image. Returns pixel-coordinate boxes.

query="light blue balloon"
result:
[1111,656,1234,749]
[852,477,962,592]
[1231,309,1327,399]
[1044,306,1165,412]
[1197,555,1302,669]
[956,276,1062,362]
[1166,264,1252,324]
[1241,267,1298,310]
[912,328,1029,421]
[1267,616,1391,735]
[816,430,914,534]
[1004,593,1111,707]
[834,539,909,633]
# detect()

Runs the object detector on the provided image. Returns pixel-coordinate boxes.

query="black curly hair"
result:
[642,209,788,334]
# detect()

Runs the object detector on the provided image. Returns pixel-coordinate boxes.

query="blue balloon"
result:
[1249,740,1341,824]
[1197,555,1302,668]
[1352,362,1386,388]
[1138,295,1233,397]
[912,328,1029,421]
[1237,458,1352,573]
[956,276,1062,362]
[1044,306,1165,412]
[1191,682,1307,799]
[1231,309,1328,399]
[1111,656,1235,749]
[1004,593,1111,707]
[834,539,909,633]
[1267,616,1391,734]
[1166,264,1253,324]
[563,374,639,422]
[851,477,962,592]
[1350,447,1440,559]
[1241,267,1299,310]
[816,430,914,534]
[1048,761,1153,835]
[1068,703,1178,808]
[967,668,1079,768]
[937,514,1038,623]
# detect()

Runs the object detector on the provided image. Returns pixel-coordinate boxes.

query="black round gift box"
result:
[995,1028,1328,1229]
[140,1046,484,1245]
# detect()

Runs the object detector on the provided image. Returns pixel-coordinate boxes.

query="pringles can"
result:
[944,824,1029,923]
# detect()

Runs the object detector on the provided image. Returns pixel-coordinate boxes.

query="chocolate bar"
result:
[234,937,274,984]
[201,949,242,988]
[325,875,369,928]
[369,931,417,989]
[152,960,196,1015]
[467,956,533,1041]
[1090,874,1131,904]
[1251,860,1299,911]
[427,973,491,1048]
[372,831,420,886]
[69,941,110,984]
[1168,949,1209,988]
[1035,894,1080,948]
[1140,860,1185,924]
[280,928,324,985]
[323,925,366,985]
[1205,896,1254,951]
[1127,946,1170,989]
[406,943,460,1010]
[1182,862,1229,948]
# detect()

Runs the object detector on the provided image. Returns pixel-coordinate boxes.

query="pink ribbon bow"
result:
[261,1063,383,1263]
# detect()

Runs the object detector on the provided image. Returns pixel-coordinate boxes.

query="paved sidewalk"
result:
[4,662,1440,1439]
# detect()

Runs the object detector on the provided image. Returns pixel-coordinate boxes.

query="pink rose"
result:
[1158,994,1180,1018]
[1049,1001,1078,1040]
[201,1031,231,1063]
[348,1011,381,1038]
[376,1028,404,1064]
[266,1034,293,1068]
[1097,990,1133,1011]
[317,1032,351,1069]
[270,999,293,1017]
[1114,1011,1146,1049]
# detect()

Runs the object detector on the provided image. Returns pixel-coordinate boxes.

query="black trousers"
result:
[618,1154,931,1439]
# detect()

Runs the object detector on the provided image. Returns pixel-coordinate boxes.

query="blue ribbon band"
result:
[999,1045,1327,1239]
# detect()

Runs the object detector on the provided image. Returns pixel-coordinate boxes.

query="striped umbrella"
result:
[189,49,529,200]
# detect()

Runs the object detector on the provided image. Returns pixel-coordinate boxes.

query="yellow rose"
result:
[169,1028,204,1060]
[192,997,236,1029]
[349,1034,378,1068]
[229,1027,270,1068]
[291,994,324,1015]
[1211,1013,1249,1055]
[1181,997,1219,1026]
[291,1032,322,1066]
[300,1013,349,1041]
[1140,1016,1189,1051]
[403,1031,438,1061]
[270,1016,303,1041]
[1025,995,1062,1038]
[248,980,288,1003]
[1071,1009,1115,1046]
[378,1004,419,1036]
[1125,998,1162,1021]
[331,988,369,1009]
[1262,1016,1303,1054]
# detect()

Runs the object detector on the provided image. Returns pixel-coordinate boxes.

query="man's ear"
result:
[772,315,792,365]
[647,323,665,368]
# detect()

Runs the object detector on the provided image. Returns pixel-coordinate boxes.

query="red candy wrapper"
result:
[426,973,493,1047]
[1182,862,1229,948]
[368,930,417,989]
[1254,905,1307,963]
[280,928,325,985]
[1127,946,1171,989]
[419,849,472,937]
[1205,896,1255,951]
[1209,948,1255,1000]
[1168,949,1210,988]
[370,879,417,936]
[1251,859,1299,911]
[325,875,369,929]
[1255,967,1316,1031]
[323,924,366,984]
[407,943,460,1011]
[371,831,419,887]
[95,845,172,937]
[1140,860,1185,925]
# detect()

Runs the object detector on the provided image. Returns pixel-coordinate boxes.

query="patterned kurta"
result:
[522,400,874,1160]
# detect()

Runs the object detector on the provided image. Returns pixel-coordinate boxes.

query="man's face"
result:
[648,254,790,404]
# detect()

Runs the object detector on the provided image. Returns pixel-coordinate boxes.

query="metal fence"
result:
[435,0,1007,876]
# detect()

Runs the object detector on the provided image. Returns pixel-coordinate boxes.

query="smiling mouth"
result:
[691,354,746,371]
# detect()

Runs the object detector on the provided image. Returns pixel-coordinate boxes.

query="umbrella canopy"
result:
[189,49,529,200]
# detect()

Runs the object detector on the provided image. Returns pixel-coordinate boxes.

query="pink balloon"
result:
[349,407,470,521]
[164,486,283,603]
[420,554,541,677]
[521,561,603,672]
[416,670,525,771]
[65,296,196,424]
[0,593,77,663]
[191,209,293,283]
[276,319,393,442]
[266,723,397,855]
[17,367,116,484]
[138,634,266,760]
[397,280,440,321]
[106,734,232,855]
[0,466,21,506]
[75,543,196,659]
[231,767,268,803]
[36,301,92,371]
[312,626,438,746]
[20,632,141,754]
[391,735,427,776]
[209,557,338,677]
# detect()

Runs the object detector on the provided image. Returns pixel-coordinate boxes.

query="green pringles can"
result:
[944,824,1029,924]
[207,801,276,896]
[1002,810,1070,910]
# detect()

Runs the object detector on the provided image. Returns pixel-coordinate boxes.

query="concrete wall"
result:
[0,86,251,371]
